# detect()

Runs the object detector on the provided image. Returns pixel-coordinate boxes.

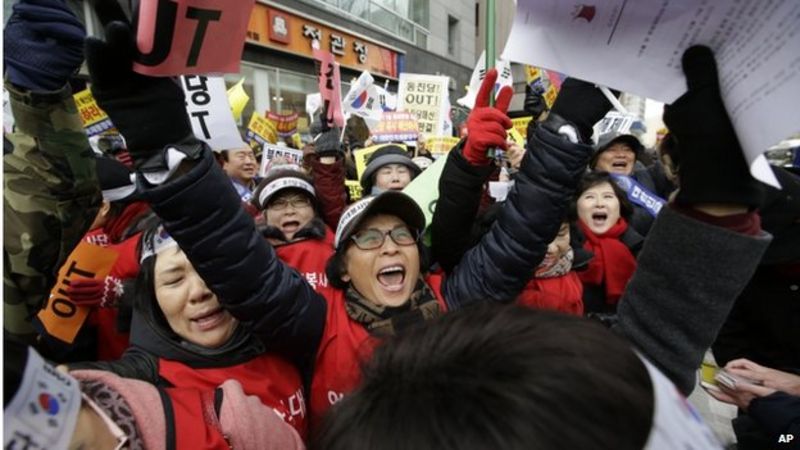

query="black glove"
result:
[663,46,762,208]
[523,84,547,119]
[3,0,85,92]
[314,127,344,158]
[85,21,194,168]
[550,78,616,143]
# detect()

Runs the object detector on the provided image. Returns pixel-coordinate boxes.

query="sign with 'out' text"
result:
[134,0,256,76]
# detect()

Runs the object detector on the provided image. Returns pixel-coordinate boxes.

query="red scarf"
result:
[577,218,636,305]
[104,201,150,243]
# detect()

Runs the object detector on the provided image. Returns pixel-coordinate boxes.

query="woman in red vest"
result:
[251,167,335,292]
[572,171,643,314]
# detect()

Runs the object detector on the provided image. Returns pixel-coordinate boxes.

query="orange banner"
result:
[246,3,402,79]
[37,242,119,343]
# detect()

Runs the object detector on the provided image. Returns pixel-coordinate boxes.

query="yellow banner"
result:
[424,136,460,155]
[73,89,115,136]
[227,78,249,122]
[345,180,363,201]
[246,112,278,145]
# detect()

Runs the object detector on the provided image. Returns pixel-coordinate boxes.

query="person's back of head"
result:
[313,304,653,450]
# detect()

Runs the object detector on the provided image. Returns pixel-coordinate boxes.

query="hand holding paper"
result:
[462,68,513,166]
[663,46,763,209]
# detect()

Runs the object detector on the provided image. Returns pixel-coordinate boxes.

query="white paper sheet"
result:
[181,75,246,151]
[503,0,800,188]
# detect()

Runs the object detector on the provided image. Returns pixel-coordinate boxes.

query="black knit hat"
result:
[251,167,317,211]
[360,145,421,192]
[590,133,644,169]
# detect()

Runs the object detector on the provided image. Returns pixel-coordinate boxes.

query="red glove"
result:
[462,68,514,166]
[66,277,123,308]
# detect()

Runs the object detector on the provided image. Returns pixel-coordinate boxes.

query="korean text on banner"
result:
[397,73,450,136]
[402,155,447,227]
[458,52,513,110]
[73,89,115,137]
[372,112,419,143]
[425,136,460,157]
[258,143,304,176]
[354,143,406,181]
[181,75,245,151]
[36,242,119,343]
[133,0,256,76]
[345,180,363,201]
[511,116,533,142]
[267,112,299,137]
[502,0,800,188]
[313,48,345,129]
[227,78,249,122]
[246,112,278,146]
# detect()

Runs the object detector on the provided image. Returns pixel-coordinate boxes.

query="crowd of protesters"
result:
[3,1,799,449]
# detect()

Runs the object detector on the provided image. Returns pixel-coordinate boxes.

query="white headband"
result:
[258,177,315,209]
[4,348,82,450]
[334,196,375,248]
[140,224,179,263]
[640,355,723,449]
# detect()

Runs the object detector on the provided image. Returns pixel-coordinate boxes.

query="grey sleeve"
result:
[613,207,771,395]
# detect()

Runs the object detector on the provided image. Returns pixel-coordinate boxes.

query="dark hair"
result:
[569,171,634,221]
[132,225,175,334]
[313,304,653,450]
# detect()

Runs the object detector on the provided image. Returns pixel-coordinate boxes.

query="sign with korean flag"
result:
[457,52,513,110]
[343,71,399,131]
[181,75,246,151]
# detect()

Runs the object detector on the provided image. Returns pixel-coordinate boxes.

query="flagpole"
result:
[486,0,496,157]
[486,0,495,107]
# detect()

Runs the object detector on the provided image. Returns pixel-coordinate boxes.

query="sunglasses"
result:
[350,225,418,250]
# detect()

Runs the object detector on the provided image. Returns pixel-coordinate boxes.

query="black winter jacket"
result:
[134,126,770,396]
[129,126,593,371]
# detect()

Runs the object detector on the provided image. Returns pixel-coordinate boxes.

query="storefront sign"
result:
[246,2,403,79]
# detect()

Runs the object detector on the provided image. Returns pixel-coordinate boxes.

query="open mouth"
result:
[591,212,608,228]
[611,161,629,171]
[191,308,227,331]
[281,220,301,233]
[377,265,406,292]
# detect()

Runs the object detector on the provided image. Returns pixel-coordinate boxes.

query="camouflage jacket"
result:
[3,82,100,337]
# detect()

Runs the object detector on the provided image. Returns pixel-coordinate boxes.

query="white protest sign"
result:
[457,51,514,109]
[594,111,639,137]
[181,75,245,151]
[258,143,304,177]
[397,73,450,136]
[306,93,322,121]
[502,0,800,188]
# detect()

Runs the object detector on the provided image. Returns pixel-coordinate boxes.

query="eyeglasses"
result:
[350,226,418,250]
[269,196,312,211]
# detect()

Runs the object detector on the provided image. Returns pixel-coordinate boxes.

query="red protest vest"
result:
[84,231,142,360]
[159,353,307,438]
[309,273,448,429]
[162,388,229,450]
[274,229,335,292]
[516,272,584,316]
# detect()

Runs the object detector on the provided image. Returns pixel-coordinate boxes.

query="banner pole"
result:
[486,0,496,107]
[486,0,497,158]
